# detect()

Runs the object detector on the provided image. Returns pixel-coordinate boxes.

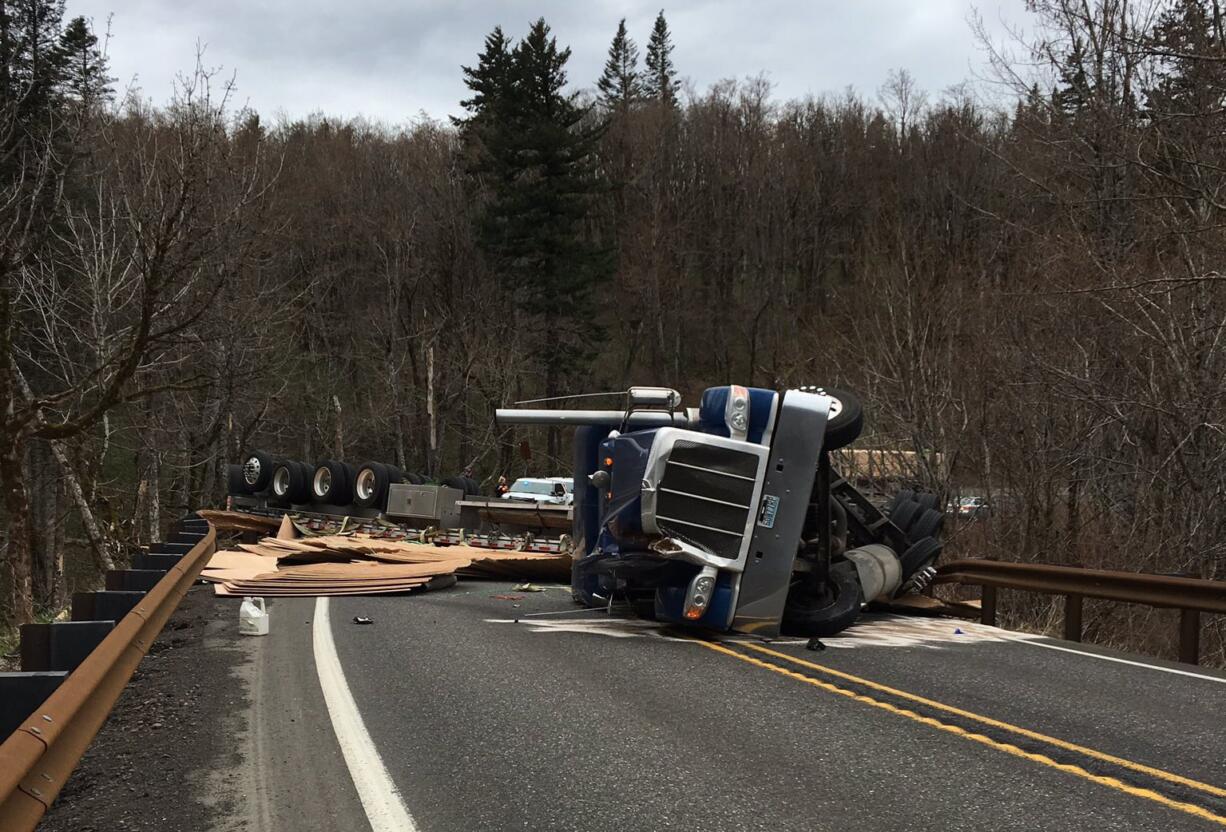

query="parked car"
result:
[501,477,574,505]
[953,495,991,518]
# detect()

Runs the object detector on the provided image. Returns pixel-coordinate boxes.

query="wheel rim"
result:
[273,466,289,496]
[803,387,843,419]
[355,468,375,501]
[313,467,332,497]
[815,390,843,419]
[242,456,261,486]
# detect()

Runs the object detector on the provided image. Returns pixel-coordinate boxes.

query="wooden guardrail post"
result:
[980,585,997,626]
[1179,609,1200,666]
[1063,594,1083,642]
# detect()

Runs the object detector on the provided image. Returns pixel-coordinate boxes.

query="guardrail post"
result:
[1179,609,1200,666]
[1063,594,1083,642]
[980,585,997,626]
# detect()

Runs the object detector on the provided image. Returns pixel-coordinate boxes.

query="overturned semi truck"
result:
[496,386,944,637]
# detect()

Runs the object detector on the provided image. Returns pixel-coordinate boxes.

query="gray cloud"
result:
[70,0,1031,124]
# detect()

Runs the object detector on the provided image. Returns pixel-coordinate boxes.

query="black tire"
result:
[889,499,922,532]
[311,459,351,505]
[887,489,915,516]
[442,476,468,492]
[464,476,480,496]
[899,536,943,581]
[240,449,277,493]
[353,462,391,509]
[782,561,864,637]
[293,461,315,502]
[385,465,406,484]
[808,387,864,450]
[910,507,944,540]
[226,463,251,496]
[406,471,425,485]
[271,460,312,503]
[915,492,940,512]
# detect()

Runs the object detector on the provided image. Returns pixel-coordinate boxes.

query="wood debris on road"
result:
[200,527,571,597]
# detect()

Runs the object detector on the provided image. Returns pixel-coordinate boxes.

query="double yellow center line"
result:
[693,638,1226,827]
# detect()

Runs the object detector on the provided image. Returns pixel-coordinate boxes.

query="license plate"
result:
[757,494,779,528]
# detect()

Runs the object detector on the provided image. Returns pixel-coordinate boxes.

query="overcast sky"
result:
[67,0,1032,125]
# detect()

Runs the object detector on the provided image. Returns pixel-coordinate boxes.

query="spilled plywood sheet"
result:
[202,530,568,597]
[197,509,282,533]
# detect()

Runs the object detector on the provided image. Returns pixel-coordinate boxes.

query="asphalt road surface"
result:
[226,581,1226,832]
[46,581,1226,832]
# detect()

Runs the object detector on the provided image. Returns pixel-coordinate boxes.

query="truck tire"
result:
[889,499,921,532]
[241,449,277,493]
[311,459,351,505]
[915,492,940,512]
[807,387,863,450]
[226,464,251,496]
[781,561,864,637]
[271,460,311,504]
[353,462,391,509]
[464,476,480,496]
[406,471,425,485]
[899,536,942,581]
[909,507,944,541]
[442,476,468,492]
[887,489,915,516]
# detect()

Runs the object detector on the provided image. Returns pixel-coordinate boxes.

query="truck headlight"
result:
[684,567,719,620]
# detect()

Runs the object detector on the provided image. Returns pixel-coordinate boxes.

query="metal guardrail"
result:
[935,559,1226,665]
[0,522,216,829]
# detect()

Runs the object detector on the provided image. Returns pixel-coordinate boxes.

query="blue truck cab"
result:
[497,385,941,638]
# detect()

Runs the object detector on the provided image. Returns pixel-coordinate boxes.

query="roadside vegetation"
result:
[0,0,1221,664]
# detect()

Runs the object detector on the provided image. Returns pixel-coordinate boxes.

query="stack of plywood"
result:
[201,531,570,597]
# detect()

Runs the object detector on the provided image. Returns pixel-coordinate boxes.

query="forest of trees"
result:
[0,1,1223,663]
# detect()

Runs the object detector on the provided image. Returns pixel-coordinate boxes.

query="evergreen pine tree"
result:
[643,10,678,106]
[461,18,610,430]
[596,18,641,113]
[0,0,70,186]
[1144,0,1226,117]
[56,16,112,112]
[7,0,66,123]
[1050,39,1091,119]
[455,25,513,128]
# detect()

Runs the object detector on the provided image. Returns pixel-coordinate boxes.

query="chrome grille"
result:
[654,440,759,560]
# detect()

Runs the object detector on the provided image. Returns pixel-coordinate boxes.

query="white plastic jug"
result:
[239,596,269,636]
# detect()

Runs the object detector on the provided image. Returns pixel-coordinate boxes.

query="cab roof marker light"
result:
[726,385,750,441]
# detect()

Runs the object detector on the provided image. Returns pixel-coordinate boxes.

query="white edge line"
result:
[313,596,420,832]
[1000,631,1226,684]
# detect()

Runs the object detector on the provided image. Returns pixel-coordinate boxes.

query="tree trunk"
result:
[1,436,35,627]
[16,371,113,576]
[28,441,57,606]
[426,343,437,476]
[48,436,114,574]
[147,450,161,543]
[331,394,345,459]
